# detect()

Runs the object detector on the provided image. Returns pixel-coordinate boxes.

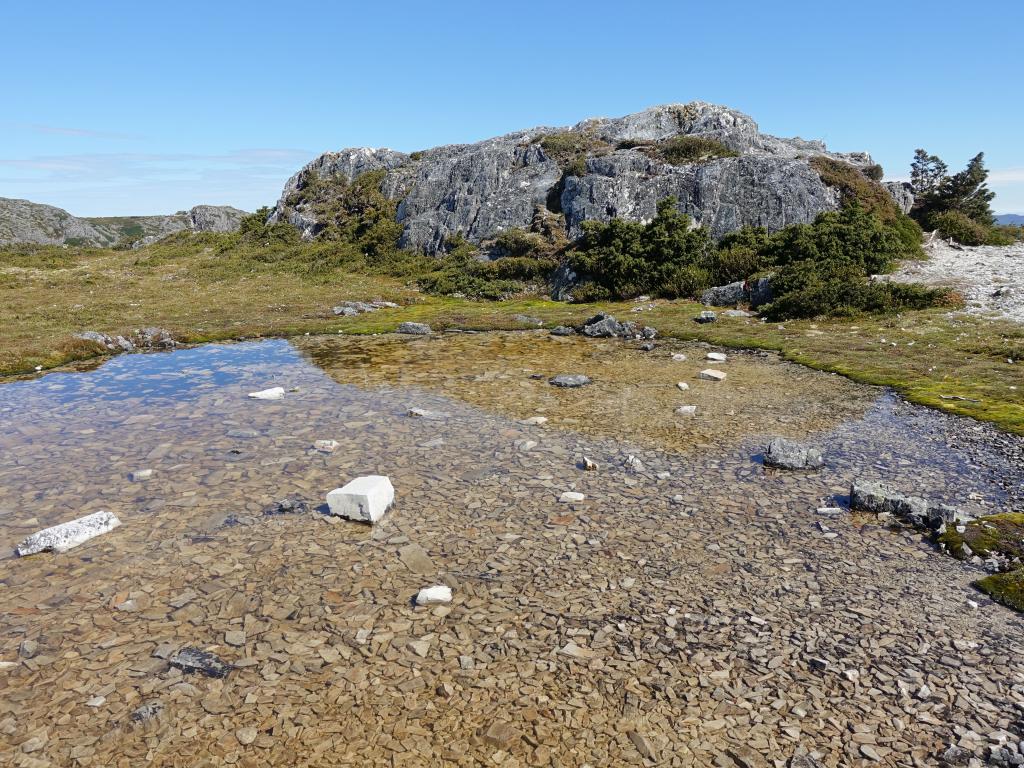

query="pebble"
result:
[559,491,586,503]
[235,727,258,746]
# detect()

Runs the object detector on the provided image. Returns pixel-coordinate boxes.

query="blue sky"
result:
[2,0,1022,216]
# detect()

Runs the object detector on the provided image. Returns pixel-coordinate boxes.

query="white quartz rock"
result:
[675,405,697,416]
[699,369,727,381]
[416,585,452,605]
[313,440,340,453]
[16,511,122,556]
[559,491,586,503]
[247,387,284,400]
[326,475,395,523]
[706,352,728,362]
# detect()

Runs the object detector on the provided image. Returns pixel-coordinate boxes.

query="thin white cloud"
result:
[989,167,1024,184]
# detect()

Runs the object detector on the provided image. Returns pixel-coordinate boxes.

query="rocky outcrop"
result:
[883,181,915,214]
[272,102,896,254]
[0,197,248,247]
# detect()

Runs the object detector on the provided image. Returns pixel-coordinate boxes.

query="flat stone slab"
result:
[549,374,591,388]
[699,369,727,381]
[247,387,284,400]
[16,511,122,556]
[398,543,435,575]
[326,475,395,523]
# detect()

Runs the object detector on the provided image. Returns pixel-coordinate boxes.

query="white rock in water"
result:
[671,353,687,362]
[248,387,284,400]
[706,352,728,362]
[326,475,395,523]
[314,440,340,453]
[16,511,122,556]
[675,405,697,417]
[520,416,548,426]
[699,369,727,381]
[416,585,452,605]
[129,469,153,482]
[676,382,689,391]
[559,491,586,503]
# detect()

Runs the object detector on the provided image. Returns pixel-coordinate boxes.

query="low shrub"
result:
[652,135,739,164]
[931,210,1016,246]
[537,131,610,175]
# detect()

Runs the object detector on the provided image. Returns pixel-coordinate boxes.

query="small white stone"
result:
[416,585,452,605]
[247,387,284,400]
[656,471,671,479]
[559,491,586,503]
[515,439,537,451]
[129,469,153,482]
[313,439,340,453]
[85,696,106,707]
[706,352,728,362]
[676,382,689,391]
[675,405,697,417]
[699,369,727,381]
[326,475,395,523]
[671,353,687,362]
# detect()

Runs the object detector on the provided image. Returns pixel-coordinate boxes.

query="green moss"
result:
[537,131,610,175]
[938,513,1024,560]
[976,569,1024,612]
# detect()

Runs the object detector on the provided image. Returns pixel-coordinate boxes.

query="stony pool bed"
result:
[1,333,1023,766]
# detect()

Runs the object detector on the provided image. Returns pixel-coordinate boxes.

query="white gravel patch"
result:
[888,240,1024,323]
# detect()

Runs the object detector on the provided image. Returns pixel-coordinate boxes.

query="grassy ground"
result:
[2,242,1022,434]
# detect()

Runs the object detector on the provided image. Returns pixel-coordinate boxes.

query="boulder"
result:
[16,511,122,556]
[397,322,432,335]
[416,585,453,605]
[850,480,929,525]
[701,281,747,306]
[696,311,717,324]
[326,475,395,523]
[748,276,774,308]
[580,314,625,338]
[549,374,591,388]
[764,437,824,470]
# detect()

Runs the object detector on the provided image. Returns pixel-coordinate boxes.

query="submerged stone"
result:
[168,647,233,679]
[549,374,591,388]
[16,511,122,556]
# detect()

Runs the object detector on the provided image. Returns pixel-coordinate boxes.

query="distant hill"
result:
[996,213,1024,226]
[0,197,248,247]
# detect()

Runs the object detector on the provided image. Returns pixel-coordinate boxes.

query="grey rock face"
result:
[0,197,247,247]
[764,438,824,470]
[701,281,748,307]
[748,276,774,308]
[884,181,915,214]
[272,102,880,254]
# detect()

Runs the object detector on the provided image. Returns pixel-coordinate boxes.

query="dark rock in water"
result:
[549,374,592,388]
[263,497,311,516]
[749,276,774,308]
[580,314,625,338]
[397,322,432,335]
[695,311,717,324]
[130,700,164,723]
[513,314,543,326]
[764,438,823,470]
[701,281,747,307]
[850,480,929,526]
[169,647,233,678]
[550,326,576,336]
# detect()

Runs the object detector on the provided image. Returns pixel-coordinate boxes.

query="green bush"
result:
[569,196,714,299]
[761,259,955,320]
[863,164,884,181]
[537,131,610,175]
[703,243,766,286]
[929,210,1015,246]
